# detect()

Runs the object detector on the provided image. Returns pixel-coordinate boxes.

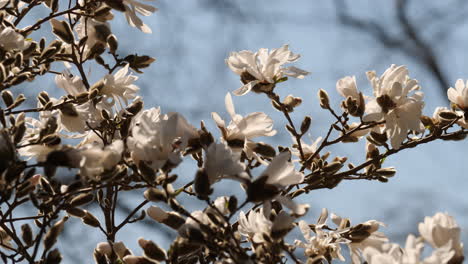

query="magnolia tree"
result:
[0,1,466,263]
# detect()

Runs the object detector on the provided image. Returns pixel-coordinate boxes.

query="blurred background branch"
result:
[334,0,468,95]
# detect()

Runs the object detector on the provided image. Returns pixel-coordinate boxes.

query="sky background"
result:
[15,1,468,262]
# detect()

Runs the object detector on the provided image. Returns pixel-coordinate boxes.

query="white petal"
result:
[232,80,259,96]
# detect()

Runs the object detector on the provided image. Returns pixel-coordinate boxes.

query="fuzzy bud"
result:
[144,188,167,202]
[318,89,330,109]
[138,238,166,261]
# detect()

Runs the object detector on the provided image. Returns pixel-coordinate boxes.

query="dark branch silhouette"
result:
[334,0,468,96]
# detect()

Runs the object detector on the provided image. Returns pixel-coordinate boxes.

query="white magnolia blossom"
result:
[346,122,371,139]
[295,220,346,262]
[210,196,231,216]
[0,26,30,51]
[226,45,309,96]
[212,93,276,142]
[447,79,468,110]
[362,243,405,264]
[75,18,111,55]
[55,69,86,96]
[101,64,140,108]
[329,213,388,264]
[212,93,276,161]
[17,112,62,161]
[260,151,303,187]
[204,142,247,185]
[79,140,124,180]
[55,69,112,131]
[127,107,198,170]
[362,235,455,264]
[291,135,322,160]
[238,209,293,244]
[253,152,307,216]
[364,65,425,149]
[122,0,157,33]
[336,75,359,100]
[418,212,464,258]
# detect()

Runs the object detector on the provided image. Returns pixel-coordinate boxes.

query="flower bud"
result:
[122,256,154,264]
[144,188,167,202]
[374,167,396,178]
[300,116,312,134]
[138,238,166,261]
[438,110,458,120]
[44,216,68,251]
[107,34,118,53]
[66,207,86,218]
[1,90,14,107]
[21,224,33,246]
[82,211,100,228]
[95,242,112,257]
[322,161,343,174]
[318,89,330,109]
[45,248,62,264]
[283,95,302,112]
[253,142,276,157]
[194,169,212,198]
[113,241,132,259]
[70,193,94,207]
[147,206,185,229]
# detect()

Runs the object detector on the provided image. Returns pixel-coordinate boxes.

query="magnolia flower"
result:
[362,234,455,264]
[122,0,157,33]
[212,94,277,165]
[363,65,424,149]
[291,135,322,160]
[238,209,293,243]
[226,45,309,96]
[418,212,464,258]
[101,64,139,108]
[260,151,303,187]
[79,140,124,180]
[75,18,111,56]
[336,76,359,99]
[329,213,388,264]
[344,123,371,141]
[247,152,306,215]
[203,142,247,185]
[295,219,346,262]
[212,93,276,146]
[127,108,198,171]
[18,113,62,161]
[447,79,468,110]
[362,243,402,264]
[0,26,30,51]
[55,70,87,96]
[55,70,110,132]
[42,96,89,134]
[211,196,231,215]
[423,242,457,264]
[336,76,366,117]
